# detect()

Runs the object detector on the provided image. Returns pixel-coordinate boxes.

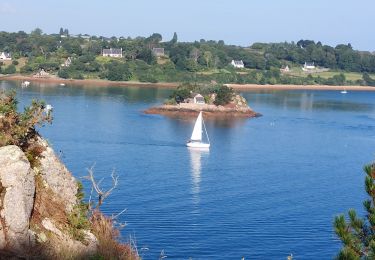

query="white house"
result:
[193,94,205,104]
[0,52,11,61]
[61,57,72,67]
[33,69,50,78]
[231,60,244,69]
[302,62,315,71]
[152,48,165,57]
[280,65,290,73]
[102,48,123,58]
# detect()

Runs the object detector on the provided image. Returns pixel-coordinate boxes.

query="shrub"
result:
[214,85,234,106]
[90,210,138,260]
[3,64,16,74]
[0,90,52,154]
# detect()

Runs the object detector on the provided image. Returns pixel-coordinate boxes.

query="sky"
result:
[0,0,374,51]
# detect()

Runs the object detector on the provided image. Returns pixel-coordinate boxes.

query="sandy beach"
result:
[1,74,375,91]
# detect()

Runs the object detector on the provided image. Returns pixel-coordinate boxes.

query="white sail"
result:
[190,112,202,141]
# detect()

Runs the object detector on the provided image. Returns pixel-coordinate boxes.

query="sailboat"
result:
[21,81,30,88]
[186,111,210,149]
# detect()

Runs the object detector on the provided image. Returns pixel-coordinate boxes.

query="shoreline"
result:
[144,104,261,119]
[1,74,375,91]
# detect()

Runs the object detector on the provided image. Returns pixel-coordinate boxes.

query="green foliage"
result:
[0,91,52,168]
[169,83,195,103]
[363,73,375,86]
[334,163,375,259]
[68,203,90,241]
[104,61,133,81]
[3,64,16,74]
[214,85,234,106]
[67,180,90,241]
[1,30,375,85]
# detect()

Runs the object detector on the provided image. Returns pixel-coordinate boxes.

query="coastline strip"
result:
[1,75,375,91]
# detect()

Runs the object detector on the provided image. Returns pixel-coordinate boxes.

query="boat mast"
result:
[202,116,210,144]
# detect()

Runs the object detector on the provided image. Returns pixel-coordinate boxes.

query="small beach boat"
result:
[340,89,347,94]
[21,81,30,87]
[187,111,210,149]
[59,83,66,86]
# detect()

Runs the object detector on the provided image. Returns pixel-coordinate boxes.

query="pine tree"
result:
[171,32,177,44]
[334,163,375,259]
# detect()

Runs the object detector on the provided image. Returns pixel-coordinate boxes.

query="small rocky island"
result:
[145,84,260,118]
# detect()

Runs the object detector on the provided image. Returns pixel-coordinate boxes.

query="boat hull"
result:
[186,142,210,149]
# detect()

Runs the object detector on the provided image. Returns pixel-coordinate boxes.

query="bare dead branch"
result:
[85,165,119,208]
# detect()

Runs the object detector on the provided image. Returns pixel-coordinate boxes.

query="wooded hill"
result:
[0,29,374,86]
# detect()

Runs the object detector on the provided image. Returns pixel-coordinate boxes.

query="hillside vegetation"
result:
[0,29,375,86]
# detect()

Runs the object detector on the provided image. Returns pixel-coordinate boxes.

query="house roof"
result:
[0,52,11,58]
[232,60,244,65]
[102,48,122,55]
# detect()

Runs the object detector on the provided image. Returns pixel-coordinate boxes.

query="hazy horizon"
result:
[0,0,374,51]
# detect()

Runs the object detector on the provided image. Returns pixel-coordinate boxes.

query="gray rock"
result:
[0,145,35,252]
[38,138,78,212]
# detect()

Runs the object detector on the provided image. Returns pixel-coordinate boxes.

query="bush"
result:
[3,64,16,74]
[58,69,70,79]
[0,91,52,164]
[105,61,132,81]
[214,85,234,106]
[12,60,19,66]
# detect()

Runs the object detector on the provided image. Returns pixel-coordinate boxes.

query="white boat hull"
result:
[186,142,210,149]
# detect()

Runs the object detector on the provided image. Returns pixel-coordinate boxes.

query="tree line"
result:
[0,29,374,86]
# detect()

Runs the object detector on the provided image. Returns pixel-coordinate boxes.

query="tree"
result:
[171,32,178,44]
[31,28,43,36]
[3,64,16,74]
[138,48,156,65]
[334,163,375,259]
[203,51,212,68]
[105,61,133,81]
[190,47,200,62]
[363,73,375,86]
[214,85,233,106]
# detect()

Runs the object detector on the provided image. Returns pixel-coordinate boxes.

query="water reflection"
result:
[243,91,375,112]
[188,147,209,206]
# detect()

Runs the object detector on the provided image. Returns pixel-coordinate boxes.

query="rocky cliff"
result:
[0,141,97,258]
[0,90,138,259]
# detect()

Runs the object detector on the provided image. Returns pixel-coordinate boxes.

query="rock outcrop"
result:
[0,145,35,253]
[0,142,97,257]
[37,137,77,212]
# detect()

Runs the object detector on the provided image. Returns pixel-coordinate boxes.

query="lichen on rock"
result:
[0,145,35,253]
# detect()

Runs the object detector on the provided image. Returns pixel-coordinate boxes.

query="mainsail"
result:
[190,112,202,141]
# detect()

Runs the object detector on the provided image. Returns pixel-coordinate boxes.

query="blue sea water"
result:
[1,81,375,259]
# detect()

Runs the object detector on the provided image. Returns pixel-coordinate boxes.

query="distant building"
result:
[33,69,50,78]
[152,48,165,57]
[280,65,290,73]
[102,48,123,58]
[0,52,11,61]
[193,94,205,104]
[230,60,244,69]
[61,57,72,67]
[302,62,315,71]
